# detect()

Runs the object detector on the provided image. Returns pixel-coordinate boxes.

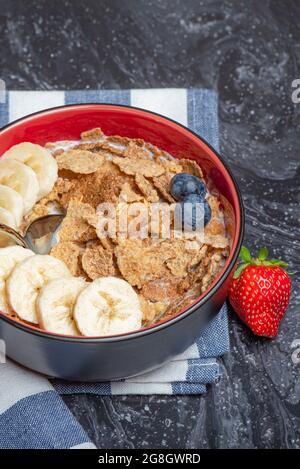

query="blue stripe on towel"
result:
[187,89,219,151]
[172,383,207,395]
[196,304,230,358]
[53,381,112,395]
[186,359,220,384]
[65,89,130,105]
[0,91,9,128]
[0,391,91,449]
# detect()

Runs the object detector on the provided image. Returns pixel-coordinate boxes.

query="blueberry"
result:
[171,173,206,201]
[174,194,211,232]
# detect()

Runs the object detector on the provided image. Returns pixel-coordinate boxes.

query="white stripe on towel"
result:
[111,382,173,395]
[131,88,187,126]
[0,360,52,414]
[125,360,189,383]
[71,442,97,449]
[9,91,65,122]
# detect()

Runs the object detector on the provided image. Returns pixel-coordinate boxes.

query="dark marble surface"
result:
[1,0,300,449]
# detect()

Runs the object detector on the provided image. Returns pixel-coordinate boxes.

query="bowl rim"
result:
[0,103,245,343]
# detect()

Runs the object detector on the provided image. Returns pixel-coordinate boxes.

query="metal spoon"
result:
[0,214,65,254]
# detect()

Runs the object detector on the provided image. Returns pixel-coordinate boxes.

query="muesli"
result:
[0,128,230,336]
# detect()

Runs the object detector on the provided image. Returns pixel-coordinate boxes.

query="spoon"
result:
[0,214,65,254]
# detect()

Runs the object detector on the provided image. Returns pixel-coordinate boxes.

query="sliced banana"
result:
[0,207,16,247]
[0,246,34,314]
[7,254,71,324]
[0,207,16,228]
[2,142,58,200]
[37,277,86,335]
[0,159,39,213]
[74,277,142,337]
[0,184,24,226]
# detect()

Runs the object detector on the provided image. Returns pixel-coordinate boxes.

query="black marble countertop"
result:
[1,0,299,449]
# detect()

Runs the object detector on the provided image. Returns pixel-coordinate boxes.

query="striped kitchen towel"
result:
[0,88,229,448]
[0,360,95,449]
[53,303,229,396]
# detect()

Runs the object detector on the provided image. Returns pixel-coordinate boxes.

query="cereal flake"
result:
[81,244,117,280]
[56,150,104,174]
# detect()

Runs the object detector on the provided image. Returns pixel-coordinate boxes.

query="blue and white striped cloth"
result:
[0,88,229,448]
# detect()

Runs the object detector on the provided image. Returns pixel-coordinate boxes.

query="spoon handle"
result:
[0,223,31,249]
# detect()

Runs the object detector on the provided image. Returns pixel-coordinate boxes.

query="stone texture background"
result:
[0,0,299,448]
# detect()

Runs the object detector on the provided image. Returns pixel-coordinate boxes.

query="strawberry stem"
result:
[239,246,252,263]
[257,247,268,261]
[234,245,289,279]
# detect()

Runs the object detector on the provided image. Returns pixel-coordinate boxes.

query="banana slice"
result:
[0,184,24,226]
[0,159,39,213]
[0,207,16,246]
[74,277,142,337]
[37,277,86,335]
[2,142,58,200]
[0,246,34,314]
[0,207,16,228]
[7,255,71,324]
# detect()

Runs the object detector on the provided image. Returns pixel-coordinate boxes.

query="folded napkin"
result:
[53,303,228,395]
[0,88,229,448]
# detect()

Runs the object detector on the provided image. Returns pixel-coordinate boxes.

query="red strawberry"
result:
[229,246,291,338]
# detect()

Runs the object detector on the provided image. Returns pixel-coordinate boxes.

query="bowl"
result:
[0,104,244,381]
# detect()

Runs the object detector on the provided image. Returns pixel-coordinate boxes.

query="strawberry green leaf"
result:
[239,246,252,263]
[258,247,268,261]
[269,259,288,268]
[233,262,249,279]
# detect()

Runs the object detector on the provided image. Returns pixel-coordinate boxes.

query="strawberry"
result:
[229,246,291,338]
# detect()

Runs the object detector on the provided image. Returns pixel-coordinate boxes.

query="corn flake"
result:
[50,241,85,277]
[152,173,175,203]
[115,239,171,289]
[135,174,159,202]
[81,128,104,140]
[56,150,104,174]
[81,244,117,280]
[140,277,180,302]
[119,182,144,202]
[59,200,97,243]
[139,296,166,325]
[112,156,165,178]
[180,159,203,178]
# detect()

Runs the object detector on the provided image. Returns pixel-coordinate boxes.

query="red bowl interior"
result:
[0,104,243,339]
